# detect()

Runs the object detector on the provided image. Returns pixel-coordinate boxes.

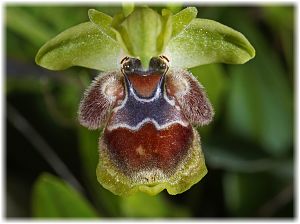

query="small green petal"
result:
[166,4,183,14]
[122,2,135,17]
[111,12,132,57]
[165,18,256,69]
[88,9,116,39]
[96,128,207,196]
[172,7,198,37]
[157,9,172,53]
[35,22,121,71]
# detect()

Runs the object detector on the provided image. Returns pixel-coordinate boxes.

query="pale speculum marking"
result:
[106,72,189,132]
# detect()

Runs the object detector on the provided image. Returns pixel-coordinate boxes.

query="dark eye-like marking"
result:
[121,57,142,75]
[149,56,169,74]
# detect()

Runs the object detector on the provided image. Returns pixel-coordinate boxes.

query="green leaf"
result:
[88,9,115,39]
[121,193,172,217]
[219,7,293,155]
[262,6,294,30]
[223,172,287,216]
[204,145,290,173]
[262,6,294,75]
[35,22,121,71]
[165,18,255,69]
[226,25,293,155]
[32,173,98,218]
[227,64,293,155]
[171,7,197,37]
[6,7,54,47]
[120,192,189,217]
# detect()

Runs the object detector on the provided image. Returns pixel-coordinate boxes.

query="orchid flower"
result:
[35,6,255,196]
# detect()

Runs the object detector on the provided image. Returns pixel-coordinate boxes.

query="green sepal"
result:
[165,18,256,69]
[96,128,207,196]
[32,173,98,217]
[35,22,121,71]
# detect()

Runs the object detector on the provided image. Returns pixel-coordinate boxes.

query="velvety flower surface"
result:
[36,6,255,196]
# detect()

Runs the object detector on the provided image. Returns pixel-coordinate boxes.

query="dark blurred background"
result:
[5,4,294,218]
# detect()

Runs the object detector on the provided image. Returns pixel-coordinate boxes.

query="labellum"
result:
[78,56,213,196]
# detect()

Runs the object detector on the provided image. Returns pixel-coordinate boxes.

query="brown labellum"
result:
[78,56,214,196]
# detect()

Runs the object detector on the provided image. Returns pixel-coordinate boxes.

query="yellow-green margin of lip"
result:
[96,128,207,196]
